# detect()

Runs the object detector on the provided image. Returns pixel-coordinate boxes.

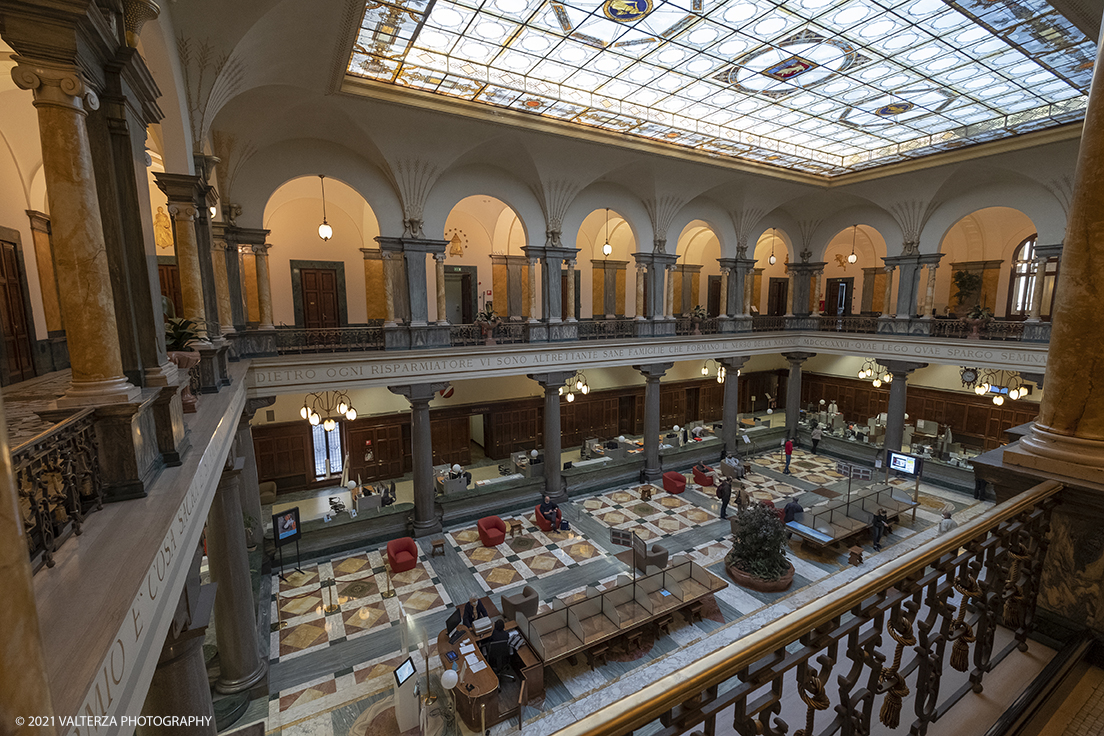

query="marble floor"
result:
[224,447,991,736]
[1,369,72,446]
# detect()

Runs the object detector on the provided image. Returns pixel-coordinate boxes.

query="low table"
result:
[509,519,524,538]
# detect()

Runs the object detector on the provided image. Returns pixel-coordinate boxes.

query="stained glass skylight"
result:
[346,0,1095,175]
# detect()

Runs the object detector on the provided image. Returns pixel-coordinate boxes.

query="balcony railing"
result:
[751,315,786,331]
[275,326,384,354]
[816,314,880,333]
[930,318,1027,341]
[14,409,103,573]
[578,318,635,341]
[558,479,1062,736]
[449,322,526,346]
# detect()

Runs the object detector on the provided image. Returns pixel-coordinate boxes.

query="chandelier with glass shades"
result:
[300,390,357,431]
[857,358,893,388]
[558,371,590,402]
[961,368,1032,405]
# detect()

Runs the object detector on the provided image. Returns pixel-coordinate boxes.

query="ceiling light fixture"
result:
[768,228,777,266]
[847,224,859,264]
[602,208,612,257]
[317,174,333,241]
[301,390,357,431]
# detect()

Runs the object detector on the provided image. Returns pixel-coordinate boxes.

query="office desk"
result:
[437,626,498,729]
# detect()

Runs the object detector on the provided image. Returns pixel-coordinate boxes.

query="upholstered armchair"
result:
[387,537,418,573]
[478,515,506,546]
[501,585,539,622]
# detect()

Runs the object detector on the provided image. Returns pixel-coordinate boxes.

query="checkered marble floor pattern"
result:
[271,548,450,662]
[582,485,716,542]
[3,370,71,446]
[753,448,846,485]
[445,516,607,593]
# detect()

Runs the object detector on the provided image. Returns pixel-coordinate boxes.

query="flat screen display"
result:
[273,507,301,546]
[888,451,918,476]
[393,657,416,687]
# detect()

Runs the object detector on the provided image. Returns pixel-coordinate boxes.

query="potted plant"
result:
[962,304,994,340]
[725,502,794,592]
[951,270,983,316]
[475,306,501,346]
[244,513,258,551]
[689,304,707,335]
[165,316,201,412]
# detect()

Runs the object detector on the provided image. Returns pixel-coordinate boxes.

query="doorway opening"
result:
[767,277,789,316]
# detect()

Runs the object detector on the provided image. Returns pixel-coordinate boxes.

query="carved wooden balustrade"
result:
[557,479,1062,736]
[13,408,103,573]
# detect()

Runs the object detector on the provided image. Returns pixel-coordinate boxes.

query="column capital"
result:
[168,203,197,221]
[634,362,674,379]
[251,243,271,256]
[782,351,816,364]
[154,171,205,207]
[433,251,446,263]
[528,371,575,389]
[881,359,927,376]
[241,396,276,424]
[389,382,449,404]
[25,209,50,233]
[360,247,383,261]
[11,56,99,113]
[719,355,750,371]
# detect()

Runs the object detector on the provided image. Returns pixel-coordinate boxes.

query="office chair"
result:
[483,639,515,682]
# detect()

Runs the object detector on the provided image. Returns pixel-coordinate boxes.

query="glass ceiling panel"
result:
[348,0,1095,175]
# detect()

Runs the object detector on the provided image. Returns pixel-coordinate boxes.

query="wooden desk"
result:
[437,626,497,729]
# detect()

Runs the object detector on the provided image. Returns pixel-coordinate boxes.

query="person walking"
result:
[811,424,823,455]
[717,479,732,519]
[871,508,890,551]
[938,510,958,535]
[783,438,794,474]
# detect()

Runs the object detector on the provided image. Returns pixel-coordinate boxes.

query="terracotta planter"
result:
[478,319,501,346]
[726,561,794,592]
[167,349,201,413]
[962,317,990,340]
[691,317,702,336]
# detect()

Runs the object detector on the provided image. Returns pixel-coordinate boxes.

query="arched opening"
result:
[752,229,793,316]
[443,195,529,323]
[577,208,636,318]
[674,221,721,317]
[819,225,888,316]
[260,176,381,328]
[937,207,1038,318]
[1005,235,1057,320]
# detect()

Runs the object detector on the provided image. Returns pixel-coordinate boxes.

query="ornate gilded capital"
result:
[11,57,99,114]
[167,203,197,221]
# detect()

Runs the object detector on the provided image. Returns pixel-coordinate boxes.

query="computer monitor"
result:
[606,440,619,449]
[393,657,416,687]
[445,607,461,635]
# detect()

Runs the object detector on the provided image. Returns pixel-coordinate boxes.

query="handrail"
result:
[555,479,1063,736]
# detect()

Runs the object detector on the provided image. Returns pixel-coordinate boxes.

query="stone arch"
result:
[562,182,654,253]
[423,163,546,245]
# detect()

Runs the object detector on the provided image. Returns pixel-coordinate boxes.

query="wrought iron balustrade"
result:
[929,319,1027,341]
[816,315,880,333]
[577,318,635,341]
[274,326,385,354]
[751,315,786,331]
[14,409,103,573]
[558,479,1062,736]
[449,322,526,346]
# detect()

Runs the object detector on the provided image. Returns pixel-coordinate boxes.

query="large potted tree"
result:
[725,502,794,592]
[951,270,982,317]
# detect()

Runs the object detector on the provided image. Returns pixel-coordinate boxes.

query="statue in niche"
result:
[154,206,174,250]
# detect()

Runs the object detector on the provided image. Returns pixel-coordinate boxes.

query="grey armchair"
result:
[634,543,669,574]
[501,585,539,622]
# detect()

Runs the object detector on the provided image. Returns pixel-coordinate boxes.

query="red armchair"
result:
[662,471,686,494]
[761,499,785,521]
[387,537,418,573]
[692,465,715,487]
[478,515,506,546]
[535,504,562,532]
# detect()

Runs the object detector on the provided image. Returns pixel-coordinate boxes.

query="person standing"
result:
[938,510,958,535]
[811,424,823,455]
[783,438,794,474]
[973,476,987,500]
[717,478,732,519]
[735,481,750,511]
[871,508,890,551]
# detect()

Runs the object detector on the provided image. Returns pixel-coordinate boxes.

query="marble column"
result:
[782,352,816,439]
[253,244,274,330]
[1027,255,1047,322]
[924,263,939,317]
[719,268,730,317]
[665,264,675,318]
[720,356,750,455]
[382,251,398,326]
[529,372,573,502]
[916,264,931,317]
[25,210,63,334]
[882,265,896,317]
[0,391,58,730]
[882,360,926,452]
[812,269,823,315]
[433,253,447,325]
[206,456,266,693]
[211,237,235,335]
[743,269,753,316]
[156,174,210,343]
[785,273,795,317]
[237,397,274,548]
[138,550,216,736]
[527,257,539,323]
[12,57,139,406]
[565,260,576,321]
[389,383,448,536]
[635,263,646,320]
[636,363,674,481]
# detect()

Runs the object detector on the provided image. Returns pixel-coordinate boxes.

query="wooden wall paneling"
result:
[253,422,313,488]
[346,421,405,483]
[431,415,471,466]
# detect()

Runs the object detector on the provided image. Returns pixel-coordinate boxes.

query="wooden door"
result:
[0,241,34,384]
[825,278,853,316]
[685,387,700,422]
[300,268,340,328]
[158,263,184,318]
[618,395,635,435]
[767,278,788,315]
[707,276,721,317]
[460,273,474,324]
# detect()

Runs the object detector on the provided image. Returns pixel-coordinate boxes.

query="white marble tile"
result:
[712,583,766,617]
[279,714,335,736]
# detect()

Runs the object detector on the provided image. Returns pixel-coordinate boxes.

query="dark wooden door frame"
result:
[0,226,38,386]
[825,277,854,316]
[291,260,348,328]
[443,264,478,324]
[767,277,788,316]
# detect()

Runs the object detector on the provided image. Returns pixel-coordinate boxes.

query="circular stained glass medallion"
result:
[603,0,654,23]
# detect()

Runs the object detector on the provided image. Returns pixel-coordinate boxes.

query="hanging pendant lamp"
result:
[317,174,333,241]
[768,228,777,266]
[602,208,612,257]
[847,224,858,264]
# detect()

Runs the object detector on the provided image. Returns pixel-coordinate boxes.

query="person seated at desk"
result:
[463,595,488,629]
[448,463,463,479]
[690,425,707,439]
[482,618,508,650]
[539,495,559,526]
